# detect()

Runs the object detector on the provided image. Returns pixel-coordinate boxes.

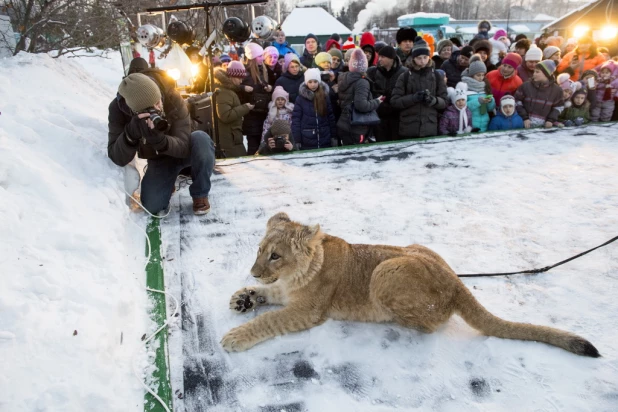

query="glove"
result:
[574,117,584,126]
[471,127,481,133]
[411,91,426,103]
[125,115,166,147]
[423,94,437,107]
[563,120,574,127]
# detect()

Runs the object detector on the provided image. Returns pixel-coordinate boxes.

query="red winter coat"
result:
[487,69,523,102]
[360,32,378,66]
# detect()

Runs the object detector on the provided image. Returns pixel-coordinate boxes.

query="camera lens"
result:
[150,113,168,131]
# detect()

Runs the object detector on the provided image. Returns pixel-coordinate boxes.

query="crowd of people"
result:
[108,18,618,215]
[200,20,618,156]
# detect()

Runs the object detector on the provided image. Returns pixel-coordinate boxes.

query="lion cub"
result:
[221,213,599,357]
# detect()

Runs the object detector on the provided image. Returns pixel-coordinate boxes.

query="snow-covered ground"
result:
[2,47,618,412]
[164,127,618,411]
[0,51,149,410]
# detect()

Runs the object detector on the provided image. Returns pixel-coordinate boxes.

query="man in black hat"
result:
[367,46,407,142]
[395,27,417,64]
[441,45,474,88]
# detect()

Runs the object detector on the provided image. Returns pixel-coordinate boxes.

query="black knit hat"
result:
[459,46,474,58]
[396,27,417,44]
[450,37,462,48]
[378,45,397,60]
[128,57,149,75]
[412,36,430,58]
[330,33,341,42]
[305,33,319,45]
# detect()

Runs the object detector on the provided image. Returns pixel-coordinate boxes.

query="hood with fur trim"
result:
[298,81,330,101]
[214,68,240,91]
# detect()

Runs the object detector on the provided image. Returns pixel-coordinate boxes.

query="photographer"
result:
[257,120,295,155]
[108,71,215,215]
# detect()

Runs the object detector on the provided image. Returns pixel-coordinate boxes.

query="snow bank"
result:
[0,50,148,411]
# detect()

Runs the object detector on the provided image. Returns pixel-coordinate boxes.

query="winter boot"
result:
[192,197,211,215]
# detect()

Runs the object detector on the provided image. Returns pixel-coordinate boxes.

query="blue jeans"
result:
[141,131,215,214]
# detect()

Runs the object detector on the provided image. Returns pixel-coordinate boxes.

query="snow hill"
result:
[0,51,147,411]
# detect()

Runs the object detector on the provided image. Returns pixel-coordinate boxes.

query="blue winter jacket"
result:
[292,82,337,149]
[273,42,298,57]
[466,93,496,132]
[488,111,525,131]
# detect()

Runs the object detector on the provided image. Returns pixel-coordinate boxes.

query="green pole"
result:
[144,218,173,411]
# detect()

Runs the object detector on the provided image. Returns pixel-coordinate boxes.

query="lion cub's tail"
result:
[454,287,600,357]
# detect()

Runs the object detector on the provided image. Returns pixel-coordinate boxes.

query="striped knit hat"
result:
[226,61,246,78]
[412,36,430,58]
[342,37,356,51]
[536,59,556,80]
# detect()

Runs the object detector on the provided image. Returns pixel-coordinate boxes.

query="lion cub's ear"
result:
[267,212,291,230]
[298,224,321,242]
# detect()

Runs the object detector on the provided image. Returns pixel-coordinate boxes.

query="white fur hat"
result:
[525,44,543,61]
[447,82,468,105]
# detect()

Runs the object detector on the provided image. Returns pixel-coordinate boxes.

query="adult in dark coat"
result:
[108,69,215,214]
[395,27,417,65]
[275,54,304,104]
[366,46,407,142]
[239,43,273,155]
[441,46,473,88]
[472,39,497,72]
[390,37,448,138]
[300,33,321,68]
[213,65,252,158]
[336,49,382,145]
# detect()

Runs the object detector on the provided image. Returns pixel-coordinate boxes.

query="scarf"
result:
[457,106,469,133]
[461,76,486,93]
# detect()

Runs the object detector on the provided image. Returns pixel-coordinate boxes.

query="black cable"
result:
[457,234,618,278]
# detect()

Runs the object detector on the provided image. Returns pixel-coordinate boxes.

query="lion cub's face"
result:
[250,212,321,285]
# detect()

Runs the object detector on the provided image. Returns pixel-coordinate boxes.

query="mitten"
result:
[574,117,584,126]
[563,120,574,127]
[471,127,481,133]
[411,91,426,103]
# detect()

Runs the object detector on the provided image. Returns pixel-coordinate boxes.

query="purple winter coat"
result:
[439,104,473,135]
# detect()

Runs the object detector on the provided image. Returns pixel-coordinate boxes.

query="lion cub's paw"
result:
[221,326,257,352]
[229,288,266,314]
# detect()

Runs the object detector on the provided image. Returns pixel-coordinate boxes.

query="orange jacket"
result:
[557,50,606,81]
[487,70,523,102]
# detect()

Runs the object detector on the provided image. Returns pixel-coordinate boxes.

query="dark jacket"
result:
[275,71,304,104]
[441,51,467,88]
[390,60,448,138]
[257,129,296,155]
[292,82,337,149]
[239,66,272,136]
[488,110,525,130]
[107,68,191,167]
[300,48,320,68]
[517,63,535,83]
[366,58,407,117]
[214,69,251,157]
[336,71,381,135]
[514,80,564,123]
[432,55,445,70]
[266,63,282,86]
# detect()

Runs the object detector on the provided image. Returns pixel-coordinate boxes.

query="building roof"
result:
[281,7,351,37]
[541,0,600,31]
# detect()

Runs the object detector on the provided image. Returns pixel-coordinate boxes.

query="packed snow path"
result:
[162,126,618,412]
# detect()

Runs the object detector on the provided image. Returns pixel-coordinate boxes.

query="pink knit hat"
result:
[226,61,246,78]
[272,86,289,103]
[244,42,264,60]
[493,29,508,40]
[263,46,280,62]
[348,48,368,73]
[283,53,301,72]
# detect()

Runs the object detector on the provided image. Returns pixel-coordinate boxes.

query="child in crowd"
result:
[488,95,525,130]
[559,89,590,126]
[257,119,296,155]
[437,69,447,86]
[261,86,295,141]
[591,61,618,122]
[440,83,474,135]
[461,54,495,132]
[557,73,581,108]
[514,60,564,128]
[292,68,337,149]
